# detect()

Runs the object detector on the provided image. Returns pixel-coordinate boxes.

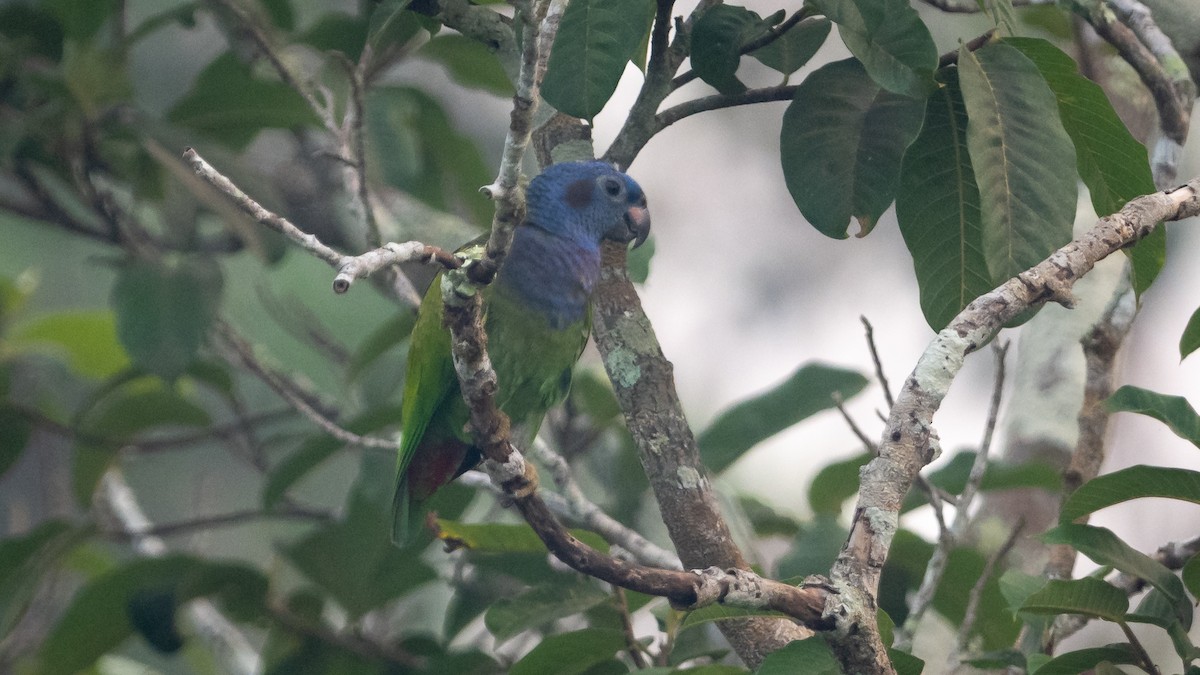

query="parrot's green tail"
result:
[390,479,424,547]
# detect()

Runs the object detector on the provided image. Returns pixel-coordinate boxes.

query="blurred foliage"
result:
[0,0,1197,673]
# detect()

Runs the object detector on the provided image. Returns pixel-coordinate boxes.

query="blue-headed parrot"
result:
[392,161,651,545]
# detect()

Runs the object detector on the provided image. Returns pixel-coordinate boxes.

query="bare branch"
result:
[952,518,1025,660]
[861,316,895,409]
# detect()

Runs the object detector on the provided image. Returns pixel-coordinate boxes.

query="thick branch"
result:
[827,178,1200,673]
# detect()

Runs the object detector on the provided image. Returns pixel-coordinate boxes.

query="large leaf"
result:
[1031,645,1141,675]
[111,257,223,380]
[508,628,626,675]
[690,5,769,95]
[1184,553,1200,602]
[780,58,925,238]
[698,362,868,472]
[541,0,657,120]
[418,34,513,96]
[900,449,1061,513]
[485,582,610,643]
[1060,465,1200,523]
[750,18,831,76]
[14,311,130,379]
[1106,385,1200,448]
[1044,524,1190,623]
[1004,36,1163,296]
[756,637,840,674]
[776,514,846,579]
[807,0,936,98]
[38,555,266,675]
[1182,305,1200,361]
[896,69,992,331]
[168,53,320,149]
[281,492,435,619]
[1019,577,1127,621]
[434,520,609,555]
[807,452,871,515]
[958,41,1077,283]
[679,604,790,633]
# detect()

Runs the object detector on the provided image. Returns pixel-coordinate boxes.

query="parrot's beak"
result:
[622,197,651,249]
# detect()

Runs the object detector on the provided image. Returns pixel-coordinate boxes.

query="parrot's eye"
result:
[600,176,623,198]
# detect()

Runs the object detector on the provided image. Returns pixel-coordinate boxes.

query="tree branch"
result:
[827,177,1200,673]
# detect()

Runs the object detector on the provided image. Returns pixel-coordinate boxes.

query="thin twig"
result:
[103,506,332,541]
[212,320,396,451]
[833,393,878,453]
[614,586,650,668]
[861,316,895,409]
[952,518,1025,658]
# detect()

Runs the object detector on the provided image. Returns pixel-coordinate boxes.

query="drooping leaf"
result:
[366,86,492,225]
[896,69,990,331]
[807,0,936,98]
[434,520,609,555]
[346,312,416,385]
[484,582,610,643]
[890,649,926,675]
[698,361,868,472]
[1182,306,1200,361]
[756,637,840,675]
[983,0,1018,36]
[280,491,435,618]
[750,18,831,76]
[1126,589,1196,664]
[1030,645,1140,675]
[807,451,871,515]
[679,604,791,633]
[780,58,925,238]
[508,628,626,675]
[1043,524,1190,623]
[367,0,423,55]
[1183,553,1200,602]
[541,0,657,120]
[690,5,769,95]
[1106,385,1200,448]
[111,257,223,380]
[1060,465,1200,524]
[1019,577,1127,621]
[958,41,1077,283]
[14,311,131,379]
[419,34,514,96]
[168,53,320,149]
[38,555,266,675]
[1004,36,1163,296]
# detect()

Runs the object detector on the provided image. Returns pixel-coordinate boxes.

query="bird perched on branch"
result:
[392,161,651,545]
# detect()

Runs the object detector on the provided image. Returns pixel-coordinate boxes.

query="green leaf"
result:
[346,312,414,385]
[698,362,868,472]
[1043,524,1190,623]
[0,406,32,479]
[755,637,840,674]
[958,41,1077,283]
[1181,306,1200,361]
[299,12,369,60]
[890,649,926,675]
[627,233,655,284]
[776,514,846,579]
[112,258,223,380]
[1061,465,1200,523]
[807,452,871,515]
[366,86,493,225]
[79,378,211,442]
[690,5,767,95]
[0,521,80,638]
[1003,37,1163,296]
[1031,645,1140,675]
[45,0,117,41]
[750,18,831,76]
[508,628,626,675]
[419,34,514,96]
[896,68,991,331]
[1020,577,1128,621]
[1183,552,1200,602]
[14,311,131,379]
[900,449,1061,513]
[485,582,610,643]
[39,555,266,675]
[1106,385,1200,448]
[434,520,609,555]
[541,0,657,120]
[999,569,1048,614]
[263,405,401,509]
[807,0,936,98]
[168,53,320,149]
[281,492,435,618]
[738,495,801,537]
[680,604,791,633]
[367,0,423,55]
[780,58,925,239]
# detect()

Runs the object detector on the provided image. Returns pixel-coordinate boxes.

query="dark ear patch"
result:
[564,178,594,209]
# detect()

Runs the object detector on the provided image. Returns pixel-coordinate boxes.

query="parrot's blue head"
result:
[525,161,650,250]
